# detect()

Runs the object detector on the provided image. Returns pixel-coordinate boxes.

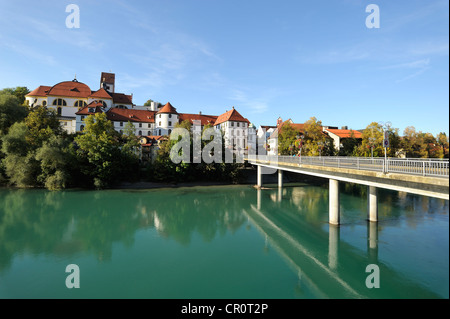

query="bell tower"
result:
[100,72,115,93]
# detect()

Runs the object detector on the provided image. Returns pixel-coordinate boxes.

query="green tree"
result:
[24,105,63,148]
[1,122,39,187]
[0,87,30,105]
[143,99,154,106]
[74,113,123,188]
[0,92,28,136]
[35,135,73,190]
[338,130,360,156]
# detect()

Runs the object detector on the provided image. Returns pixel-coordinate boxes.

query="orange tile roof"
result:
[179,113,218,126]
[157,102,178,114]
[326,129,362,139]
[75,102,104,115]
[106,108,156,123]
[278,121,306,133]
[90,88,112,99]
[26,85,51,97]
[47,80,92,98]
[111,93,133,105]
[214,107,250,126]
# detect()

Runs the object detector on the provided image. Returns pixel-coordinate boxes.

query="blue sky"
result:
[0,0,448,135]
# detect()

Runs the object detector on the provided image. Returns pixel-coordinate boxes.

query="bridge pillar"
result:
[368,186,378,222]
[257,165,262,188]
[329,179,340,225]
[257,188,261,210]
[367,221,379,263]
[278,169,283,188]
[328,225,339,269]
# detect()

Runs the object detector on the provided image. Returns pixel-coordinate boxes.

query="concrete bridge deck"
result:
[246,155,449,225]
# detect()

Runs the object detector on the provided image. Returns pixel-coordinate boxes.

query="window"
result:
[74,100,87,108]
[168,129,172,134]
[57,107,62,116]
[231,122,234,127]
[53,98,66,106]
[148,131,151,135]
[148,124,151,128]
[80,125,85,131]
[168,121,172,126]
[169,114,172,118]
[42,100,47,106]
[138,131,142,136]
[158,129,161,135]
[237,122,240,127]
[159,122,161,126]
[159,114,161,119]
[139,123,142,128]
[120,122,123,127]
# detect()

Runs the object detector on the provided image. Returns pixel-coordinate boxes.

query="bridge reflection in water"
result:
[247,187,443,298]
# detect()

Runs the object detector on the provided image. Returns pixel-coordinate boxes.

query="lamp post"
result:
[368,137,376,158]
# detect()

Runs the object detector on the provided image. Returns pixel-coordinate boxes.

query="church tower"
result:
[100,72,115,93]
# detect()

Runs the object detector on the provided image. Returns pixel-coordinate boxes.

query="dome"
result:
[47,80,91,98]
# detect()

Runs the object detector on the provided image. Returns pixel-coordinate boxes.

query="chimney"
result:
[342,126,348,130]
[199,111,202,115]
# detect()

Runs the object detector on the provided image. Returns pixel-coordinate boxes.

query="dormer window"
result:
[88,108,95,113]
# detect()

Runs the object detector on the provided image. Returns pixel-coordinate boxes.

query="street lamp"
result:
[368,137,376,158]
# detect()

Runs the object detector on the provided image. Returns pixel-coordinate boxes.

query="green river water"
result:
[0,183,448,299]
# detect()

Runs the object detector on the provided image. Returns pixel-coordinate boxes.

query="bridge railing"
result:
[246,155,449,178]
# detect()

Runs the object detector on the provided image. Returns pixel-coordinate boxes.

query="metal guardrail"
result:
[246,155,449,178]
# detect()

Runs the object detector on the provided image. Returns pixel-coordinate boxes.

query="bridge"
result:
[245,155,449,225]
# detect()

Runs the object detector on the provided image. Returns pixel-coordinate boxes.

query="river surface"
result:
[0,183,448,299]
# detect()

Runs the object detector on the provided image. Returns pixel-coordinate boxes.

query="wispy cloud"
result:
[395,67,430,83]
[3,40,57,66]
[382,58,430,70]
[228,89,275,115]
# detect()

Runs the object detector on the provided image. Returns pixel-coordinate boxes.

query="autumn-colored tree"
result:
[278,123,302,155]
[303,117,335,156]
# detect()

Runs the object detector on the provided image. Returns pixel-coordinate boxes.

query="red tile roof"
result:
[47,80,92,98]
[179,113,218,126]
[111,93,133,105]
[75,102,104,115]
[214,107,250,126]
[326,129,362,139]
[26,85,51,97]
[278,121,306,133]
[101,72,115,84]
[90,88,112,99]
[260,125,276,131]
[157,102,178,114]
[106,108,156,123]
